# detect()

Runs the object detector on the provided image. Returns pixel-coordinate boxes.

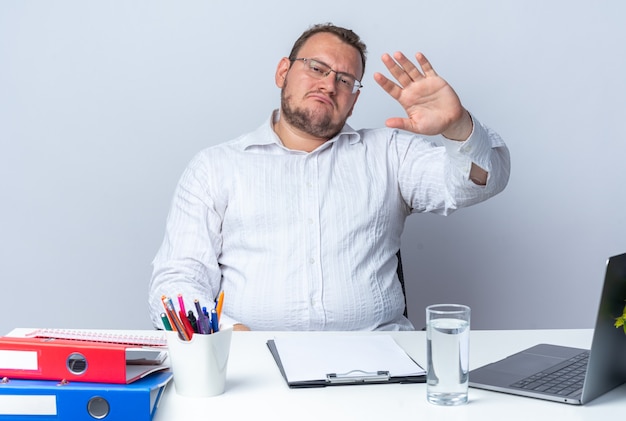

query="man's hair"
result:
[288,23,367,78]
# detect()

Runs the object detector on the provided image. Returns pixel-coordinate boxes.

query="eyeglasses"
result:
[291,58,363,94]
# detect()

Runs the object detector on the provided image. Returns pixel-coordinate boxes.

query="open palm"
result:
[374,52,468,138]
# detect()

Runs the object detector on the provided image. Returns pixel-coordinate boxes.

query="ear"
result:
[275,57,291,88]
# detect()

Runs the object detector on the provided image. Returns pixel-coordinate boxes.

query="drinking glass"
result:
[426,304,471,405]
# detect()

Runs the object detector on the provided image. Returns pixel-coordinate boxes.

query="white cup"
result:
[426,304,471,406]
[165,327,233,397]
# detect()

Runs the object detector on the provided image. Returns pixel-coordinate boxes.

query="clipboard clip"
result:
[326,370,390,384]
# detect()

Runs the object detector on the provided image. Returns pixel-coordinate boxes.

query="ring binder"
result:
[0,337,168,384]
[327,370,391,384]
[0,371,172,420]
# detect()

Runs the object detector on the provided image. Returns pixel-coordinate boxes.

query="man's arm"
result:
[440,109,488,185]
[374,51,489,185]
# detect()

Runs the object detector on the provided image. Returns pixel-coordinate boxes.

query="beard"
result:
[280,84,346,139]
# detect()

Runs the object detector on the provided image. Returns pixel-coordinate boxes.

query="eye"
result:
[309,63,326,74]
[337,75,354,87]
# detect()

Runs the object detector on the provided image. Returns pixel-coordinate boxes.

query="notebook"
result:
[469,252,626,404]
[24,329,167,346]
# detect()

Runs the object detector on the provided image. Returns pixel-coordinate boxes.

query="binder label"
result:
[0,395,56,415]
[0,350,38,370]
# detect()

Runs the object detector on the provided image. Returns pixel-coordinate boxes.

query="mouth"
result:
[306,92,335,108]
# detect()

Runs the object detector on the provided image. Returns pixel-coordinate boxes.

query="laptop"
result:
[469,252,626,404]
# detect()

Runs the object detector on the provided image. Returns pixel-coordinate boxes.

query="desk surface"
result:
[151,329,624,421]
[6,328,625,420]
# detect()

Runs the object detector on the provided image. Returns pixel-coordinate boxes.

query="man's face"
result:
[276,33,362,140]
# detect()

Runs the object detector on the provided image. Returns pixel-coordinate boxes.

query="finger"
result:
[373,72,402,100]
[385,116,411,131]
[381,53,415,87]
[414,52,438,77]
[392,51,425,80]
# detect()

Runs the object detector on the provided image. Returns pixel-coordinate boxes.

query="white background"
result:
[1,1,624,333]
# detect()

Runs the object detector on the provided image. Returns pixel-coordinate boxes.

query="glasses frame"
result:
[291,58,363,94]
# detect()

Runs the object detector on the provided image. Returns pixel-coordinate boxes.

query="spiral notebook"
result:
[24,328,167,347]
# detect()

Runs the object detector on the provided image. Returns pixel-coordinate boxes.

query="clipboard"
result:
[267,335,426,388]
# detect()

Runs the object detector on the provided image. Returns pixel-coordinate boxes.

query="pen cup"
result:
[165,327,233,397]
[426,304,470,406]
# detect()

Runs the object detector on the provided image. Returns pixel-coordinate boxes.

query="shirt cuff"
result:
[439,113,494,176]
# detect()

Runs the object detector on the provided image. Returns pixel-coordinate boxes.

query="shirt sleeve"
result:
[438,113,507,177]
[397,114,510,215]
[147,150,238,329]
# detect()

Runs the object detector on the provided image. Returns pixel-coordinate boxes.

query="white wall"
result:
[1,1,624,333]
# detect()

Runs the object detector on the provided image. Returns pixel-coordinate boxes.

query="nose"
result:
[318,71,337,93]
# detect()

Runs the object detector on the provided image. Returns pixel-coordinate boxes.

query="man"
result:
[148,23,510,331]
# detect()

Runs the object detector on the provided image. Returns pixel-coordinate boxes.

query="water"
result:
[427,318,470,405]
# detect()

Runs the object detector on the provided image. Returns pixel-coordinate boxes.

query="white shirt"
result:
[148,111,510,331]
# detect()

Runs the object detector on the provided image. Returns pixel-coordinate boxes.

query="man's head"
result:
[288,23,367,79]
[275,23,368,141]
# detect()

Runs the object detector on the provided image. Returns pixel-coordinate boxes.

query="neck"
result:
[272,114,328,153]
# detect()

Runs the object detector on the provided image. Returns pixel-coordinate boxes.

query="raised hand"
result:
[374,52,472,141]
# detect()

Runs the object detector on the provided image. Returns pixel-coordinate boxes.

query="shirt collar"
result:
[239,110,362,151]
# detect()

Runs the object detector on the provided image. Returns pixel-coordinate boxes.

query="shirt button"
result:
[307,218,314,224]
[309,258,315,264]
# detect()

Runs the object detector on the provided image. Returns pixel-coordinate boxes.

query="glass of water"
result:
[426,304,471,405]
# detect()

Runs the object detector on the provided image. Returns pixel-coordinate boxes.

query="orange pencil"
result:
[161,295,178,333]
[216,291,225,322]
[162,296,190,340]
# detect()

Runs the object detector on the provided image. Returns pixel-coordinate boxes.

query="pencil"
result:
[216,291,225,322]
[160,313,173,331]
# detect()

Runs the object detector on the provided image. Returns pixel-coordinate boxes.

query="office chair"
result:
[396,250,408,318]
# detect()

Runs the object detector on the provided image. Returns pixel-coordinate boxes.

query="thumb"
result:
[385,117,410,131]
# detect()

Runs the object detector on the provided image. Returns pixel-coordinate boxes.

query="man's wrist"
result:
[442,109,473,141]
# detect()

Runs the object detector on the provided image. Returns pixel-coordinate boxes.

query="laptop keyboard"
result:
[510,351,589,396]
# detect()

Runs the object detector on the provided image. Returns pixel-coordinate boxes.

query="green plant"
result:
[615,303,626,333]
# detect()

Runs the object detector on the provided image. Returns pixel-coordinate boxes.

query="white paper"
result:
[273,335,425,383]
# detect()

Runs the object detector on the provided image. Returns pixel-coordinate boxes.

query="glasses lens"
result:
[336,74,357,92]
[300,59,361,94]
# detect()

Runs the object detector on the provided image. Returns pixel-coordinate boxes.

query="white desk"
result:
[153,329,625,421]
